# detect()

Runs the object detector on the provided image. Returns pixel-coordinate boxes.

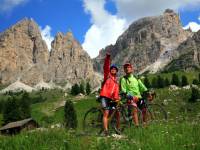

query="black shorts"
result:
[100,97,117,110]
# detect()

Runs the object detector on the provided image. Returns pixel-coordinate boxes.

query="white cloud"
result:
[40,25,54,51]
[82,0,200,58]
[82,0,127,58]
[198,16,200,21]
[0,0,29,12]
[183,22,200,32]
[114,0,200,23]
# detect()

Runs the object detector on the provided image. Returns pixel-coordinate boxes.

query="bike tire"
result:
[140,107,154,125]
[83,107,103,135]
[108,107,131,134]
[121,104,143,127]
[147,103,168,123]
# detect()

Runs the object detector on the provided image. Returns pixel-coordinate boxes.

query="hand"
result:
[115,99,120,102]
[120,93,126,99]
[126,94,133,100]
[133,96,139,103]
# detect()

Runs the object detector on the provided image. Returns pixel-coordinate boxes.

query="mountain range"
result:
[0,18,100,88]
[94,9,196,74]
[0,9,199,88]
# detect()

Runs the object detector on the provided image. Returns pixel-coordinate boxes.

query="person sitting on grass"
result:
[99,53,120,136]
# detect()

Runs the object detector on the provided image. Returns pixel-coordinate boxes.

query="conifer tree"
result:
[71,83,80,95]
[79,81,85,94]
[144,77,151,88]
[19,92,31,119]
[189,87,200,102]
[151,77,158,88]
[164,78,170,87]
[86,82,91,95]
[181,75,188,86]
[157,75,165,88]
[64,100,77,129]
[171,73,180,86]
[3,97,20,124]
[192,79,199,85]
[198,73,200,84]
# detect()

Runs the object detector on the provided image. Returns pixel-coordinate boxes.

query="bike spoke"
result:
[148,104,168,123]
[83,108,103,135]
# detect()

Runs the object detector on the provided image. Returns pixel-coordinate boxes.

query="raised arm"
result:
[103,53,111,81]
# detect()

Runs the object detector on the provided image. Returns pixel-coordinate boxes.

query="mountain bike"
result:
[82,98,141,135]
[119,91,168,127]
[82,92,167,135]
[133,91,168,125]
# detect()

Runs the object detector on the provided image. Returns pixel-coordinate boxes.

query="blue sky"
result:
[0,0,91,43]
[0,0,200,58]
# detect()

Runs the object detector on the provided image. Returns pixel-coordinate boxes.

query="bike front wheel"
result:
[121,104,143,128]
[83,107,103,135]
[109,107,131,134]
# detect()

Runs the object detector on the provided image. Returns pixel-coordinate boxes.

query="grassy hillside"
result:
[144,71,199,84]
[0,120,199,149]
[0,72,200,149]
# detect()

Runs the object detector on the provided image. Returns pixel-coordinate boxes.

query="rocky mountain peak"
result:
[0,18,101,88]
[193,30,200,42]
[66,31,74,40]
[50,31,83,58]
[10,18,42,39]
[164,29,200,71]
[53,31,74,42]
[48,30,100,87]
[94,9,192,74]
[164,9,176,14]
[0,18,49,85]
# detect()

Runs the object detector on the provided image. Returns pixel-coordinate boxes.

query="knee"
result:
[133,108,138,113]
[104,111,109,117]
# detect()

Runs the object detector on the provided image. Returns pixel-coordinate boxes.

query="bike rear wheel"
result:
[147,103,168,123]
[83,107,103,135]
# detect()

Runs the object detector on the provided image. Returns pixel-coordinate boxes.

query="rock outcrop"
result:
[47,31,100,87]
[0,18,49,85]
[0,18,100,88]
[1,9,197,89]
[164,30,200,71]
[0,80,35,93]
[94,9,192,74]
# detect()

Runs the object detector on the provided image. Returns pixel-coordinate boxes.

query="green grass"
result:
[31,93,97,128]
[144,71,199,84]
[0,121,199,150]
[0,88,65,102]
[0,114,3,126]
[0,87,200,149]
[0,89,66,127]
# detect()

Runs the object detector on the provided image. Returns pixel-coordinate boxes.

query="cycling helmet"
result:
[123,63,133,68]
[110,64,118,72]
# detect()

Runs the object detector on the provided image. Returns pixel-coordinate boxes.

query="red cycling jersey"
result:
[100,54,119,101]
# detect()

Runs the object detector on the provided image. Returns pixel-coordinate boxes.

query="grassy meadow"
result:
[0,71,200,149]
